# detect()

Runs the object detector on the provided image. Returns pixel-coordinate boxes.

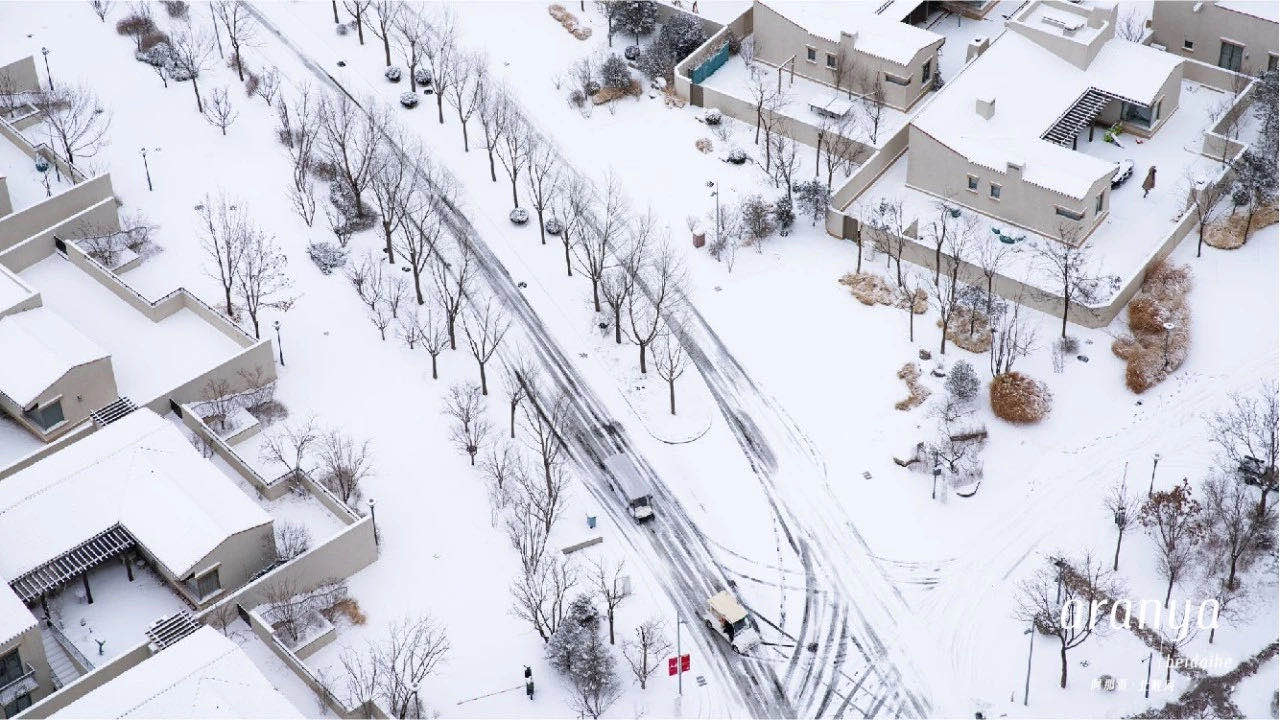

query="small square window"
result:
[191,568,221,599]
[989,183,1001,199]
[967,175,978,191]
[1095,193,1104,213]
[826,53,836,68]
[1183,38,1194,51]
[806,46,816,62]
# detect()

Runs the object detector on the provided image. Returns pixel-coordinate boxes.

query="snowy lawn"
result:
[0,120,76,210]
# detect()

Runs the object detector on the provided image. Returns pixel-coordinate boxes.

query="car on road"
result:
[704,591,761,654]
[604,452,655,523]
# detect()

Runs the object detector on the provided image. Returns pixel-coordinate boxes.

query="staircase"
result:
[1042,87,1123,147]
[90,396,139,427]
[40,626,86,690]
[145,611,200,652]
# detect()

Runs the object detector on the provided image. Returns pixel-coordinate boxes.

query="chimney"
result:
[976,95,996,120]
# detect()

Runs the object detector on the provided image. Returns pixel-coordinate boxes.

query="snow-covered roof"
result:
[911,31,1181,199]
[0,307,108,406]
[53,627,302,719]
[1215,1,1278,23]
[0,409,271,581]
[0,580,36,648]
[0,265,36,317]
[756,0,943,67]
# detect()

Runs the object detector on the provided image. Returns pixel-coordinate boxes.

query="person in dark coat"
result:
[1142,166,1157,198]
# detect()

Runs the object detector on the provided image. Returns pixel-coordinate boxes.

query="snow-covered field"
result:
[0,0,1275,718]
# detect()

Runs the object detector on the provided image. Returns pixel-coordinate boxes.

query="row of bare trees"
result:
[197,192,295,338]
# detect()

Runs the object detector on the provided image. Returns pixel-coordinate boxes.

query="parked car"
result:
[1111,159,1135,188]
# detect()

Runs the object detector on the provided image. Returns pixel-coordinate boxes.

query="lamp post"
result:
[41,47,53,91]
[932,462,942,500]
[273,319,284,366]
[1161,321,1178,370]
[139,147,154,191]
[1149,452,1161,497]
[1142,651,1153,698]
[368,498,379,546]
[1022,625,1035,706]
[706,180,720,254]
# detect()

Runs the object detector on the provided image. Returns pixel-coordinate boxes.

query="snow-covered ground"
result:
[47,562,191,665]
[1,0,1274,718]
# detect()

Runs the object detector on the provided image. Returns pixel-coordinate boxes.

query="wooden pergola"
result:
[9,524,137,611]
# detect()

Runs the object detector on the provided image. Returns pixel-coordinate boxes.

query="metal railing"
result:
[44,620,94,675]
[0,664,37,704]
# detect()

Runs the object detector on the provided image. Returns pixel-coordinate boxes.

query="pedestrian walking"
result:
[525,680,535,700]
[1142,166,1157,198]
[524,665,532,679]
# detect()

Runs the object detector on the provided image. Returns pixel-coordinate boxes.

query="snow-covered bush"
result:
[794,180,830,225]
[399,92,419,108]
[658,13,707,60]
[703,108,722,125]
[624,45,641,62]
[413,67,432,86]
[584,79,601,95]
[740,195,773,243]
[336,22,351,36]
[990,371,1051,423]
[945,361,980,404]
[773,195,794,230]
[568,88,587,108]
[116,12,157,46]
[601,54,632,90]
[544,217,565,235]
[328,182,376,232]
[308,241,349,275]
[135,42,174,68]
[160,1,189,19]
[509,208,530,225]
[384,66,402,83]
[637,43,676,81]
[726,147,747,164]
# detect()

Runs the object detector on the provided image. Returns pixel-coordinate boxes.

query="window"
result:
[189,567,221,600]
[1218,40,1243,72]
[1055,205,1085,221]
[1123,101,1156,127]
[884,73,910,86]
[1154,99,1163,120]
[1269,53,1278,72]
[921,60,931,83]
[25,399,64,431]
[1095,193,1104,213]
[0,649,22,686]
[806,46,816,62]
[1182,38,1194,51]
[989,183,1001,199]
[826,53,836,68]
[967,174,979,191]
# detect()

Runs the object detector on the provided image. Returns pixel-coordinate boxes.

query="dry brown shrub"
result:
[331,598,367,625]
[1110,335,1142,361]
[895,363,931,411]
[1114,262,1192,392]
[695,137,713,153]
[571,26,593,40]
[837,272,924,311]
[990,371,1051,423]
[1205,202,1278,249]
[942,307,993,353]
[548,4,568,20]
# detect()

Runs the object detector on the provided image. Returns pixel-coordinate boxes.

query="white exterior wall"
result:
[1152,1,1278,76]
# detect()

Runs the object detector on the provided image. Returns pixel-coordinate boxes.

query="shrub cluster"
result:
[990,371,1051,423]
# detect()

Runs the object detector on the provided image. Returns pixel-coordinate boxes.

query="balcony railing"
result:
[0,664,38,707]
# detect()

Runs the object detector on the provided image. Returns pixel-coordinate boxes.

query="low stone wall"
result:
[0,174,116,259]
[19,642,151,718]
[0,56,41,95]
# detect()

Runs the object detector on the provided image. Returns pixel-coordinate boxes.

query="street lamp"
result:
[1141,651,1153,698]
[1022,625,1035,706]
[1149,452,1161,497]
[1161,321,1177,370]
[931,462,941,500]
[273,319,284,366]
[41,47,53,91]
[706,180,720,254]
[368,498,379,546]
[139,147,156,191]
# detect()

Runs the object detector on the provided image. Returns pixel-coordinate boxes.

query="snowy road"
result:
[248,4,941,716]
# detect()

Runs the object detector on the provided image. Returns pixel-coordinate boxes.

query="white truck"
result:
[604,452,655,523]
[704,591,761,654]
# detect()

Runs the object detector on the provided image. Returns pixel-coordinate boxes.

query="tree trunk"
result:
[355,13,365,44]
[223,283,233,317]
[563,240,573,276]
[536,206,547,245]
[192,75,204,113]
[668,378,676,415]
[479,361,488,395]
[510,403,517,438]
[613,308,623,344]
[638,342,647,373]
[607,611,615,644]
[430,354,438,379]
[1226,553,1239,591]
[1164,575,1175,608]
[436,93,445,124]
[412,269,424,304]
[487,147,497,182]
[447,317,457,350]
[591,280,601,312]
[939,315,948,354]
[233,43,244,81]
[510,175,520,208]
[908,304,914,342]
[1112,525,1124,571]
[1059,643,1068,688]
[331,0,339,23]
[460,116,470,151]
[382,36,392,66]
[383,221,396,263]
[1060,297,1069,338]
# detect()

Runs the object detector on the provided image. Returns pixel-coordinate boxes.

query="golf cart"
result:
[704,591,761,654]
[604,452,655,523]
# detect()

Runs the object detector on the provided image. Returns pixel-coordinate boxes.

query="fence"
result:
[690,41,730,84]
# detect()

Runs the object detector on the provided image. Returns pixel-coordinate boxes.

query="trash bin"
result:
[587,515,597,529]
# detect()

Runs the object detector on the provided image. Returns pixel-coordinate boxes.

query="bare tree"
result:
[263,578,308,644]
[339,646,381,715]
[205,602,236,635]
[822,114,862,192]
[236,228,293,338]
[171,26,216,113]
[483,441,520,493]
[745,66,777,146]
[653,330,687,415]
[1141,479,1206,607]
[972,232,1011,315]
[1104,473,1139,571]
[431,244,473,350]
[505,465,547,573]
[1016,554,1116,689]
[317,430,374,506]
[857,71,886,145]
[419,300,449,380]
[261,415,319,482]
[503,363,532,438]
[522,392,569,490]
[446,51,486,151]
[571,174,626,310]
[525,132,562,246]
[511,555,577,642]
[463,300,509,395]
[318,93,383,215]
[1036,226,1104,338]
[369,0,403,66]
[273,520,312,561]
[1114,7,1146,42]
[1207,383,1279,516]
[590,557,630,645]
[625,234,682,373]
[200,376,236,432]
[495,107,530,208]
[770,129,799,203]
[445,382,490,465]
[374,616,450,719]
[600,265,634,346]
[865,197,909,287]
[89,0,115,22]
[477,82,511,183]
[1201,471,1272,593]
[203,86,238,135]
[989,300,1035,376]
[422,9,458,124]
[197,193,249,317]
[394,10,429,91]
[621,618,670,690]
[371,131,421,265]
[41,83,112,168]
[397,201,442,305]
[758,90,790,173]
[343,0,373,44]
[212,0,256,82]
[369,298,394,340]
[1179,173,1220,259]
